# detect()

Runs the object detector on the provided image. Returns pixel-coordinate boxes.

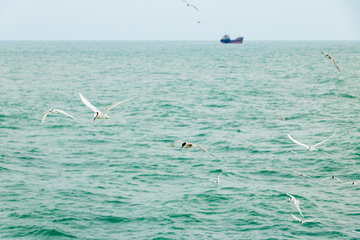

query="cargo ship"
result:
[220,35,244,44]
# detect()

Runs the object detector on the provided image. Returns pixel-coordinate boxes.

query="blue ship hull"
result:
[220,36,244,44]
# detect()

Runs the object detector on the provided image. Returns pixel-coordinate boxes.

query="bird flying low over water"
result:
[79,93,136,121]
[320,176,344,184]
[182,0,199,11]
[275,111,286,121]
[171,141,218,158]
[329,93,336,98]
[321,52,341,72]
[42,109,77,123]
[293,170,312,178]
[287,193,303,217]
[214,170,224,184]
[287,133,336,151]
[343,180,360,185]
[187,16,212,25]
[289,213,316,224]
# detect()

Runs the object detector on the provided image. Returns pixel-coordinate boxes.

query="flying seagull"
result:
[182,0,199,11]
[79,93,136,121]
[275,111,286,121]
[287,133,336,151]
[42,109,77,123]
[171,141,217,158]
[214,170,224,184]
[289,213,316,224]
[329,93,336,98]
[188,16,212,25]
[287,193,303,217]
[293,170,312,178]
[343,180,360,185]
[321,52,341,72]
[320,176,344,184]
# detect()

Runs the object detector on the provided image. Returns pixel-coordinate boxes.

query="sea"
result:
[1,41,360,239]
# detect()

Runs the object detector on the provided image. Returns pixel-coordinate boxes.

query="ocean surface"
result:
[1,41,360,239]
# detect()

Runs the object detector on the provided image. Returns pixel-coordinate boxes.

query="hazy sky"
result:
[0,0,359,40]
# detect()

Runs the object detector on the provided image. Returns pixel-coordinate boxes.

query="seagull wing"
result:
[170,141,184,147]
[58,110,77,120]
[200,21,212,25]
[286,193,295,199]
[41,110,51,123]
[303,218,317,223]
[276,112,283,119]
[287,135,310,149]
[321,52,328,55]
[79,93,100,113]
[293,171,311,178]
[187,15,197,21]
[320,177,331,182]
[217,171,223,182]
[182,0,188,3]
[313,133,336,148]
[294,200,304,217]
[289,213,301,222]
[100,96,136,117]
[193,144,217,158]
[334,177,344,184]
[190,4,199,11]
[331,57,341,72]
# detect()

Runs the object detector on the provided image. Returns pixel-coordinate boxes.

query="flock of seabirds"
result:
[40,0,357,227]
[42,52,355,225]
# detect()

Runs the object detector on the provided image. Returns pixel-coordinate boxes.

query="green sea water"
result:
[1,41,360,239]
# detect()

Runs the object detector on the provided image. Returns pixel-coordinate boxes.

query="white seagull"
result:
[321,52,341,72]
[188,16,212,25]
[171,141,217,158]
[329,93,336,98]
[287,133,336,151]
[293,170,312,178]
[287,193,303,217]
[344,180,360,185]
[42,109,77,124]
[182,0,199,11]
[320,176,344,184]
[289,213,316,224]
[275,111,286,121]
[79,93,136,121]
[214,170,224,184]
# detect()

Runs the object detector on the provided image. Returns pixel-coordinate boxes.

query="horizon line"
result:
[0,39,359,41]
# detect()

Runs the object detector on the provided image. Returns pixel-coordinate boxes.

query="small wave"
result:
[35,228,77,238]
[95,215,130,223]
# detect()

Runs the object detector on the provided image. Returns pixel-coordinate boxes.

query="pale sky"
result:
[0,0,359,41]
